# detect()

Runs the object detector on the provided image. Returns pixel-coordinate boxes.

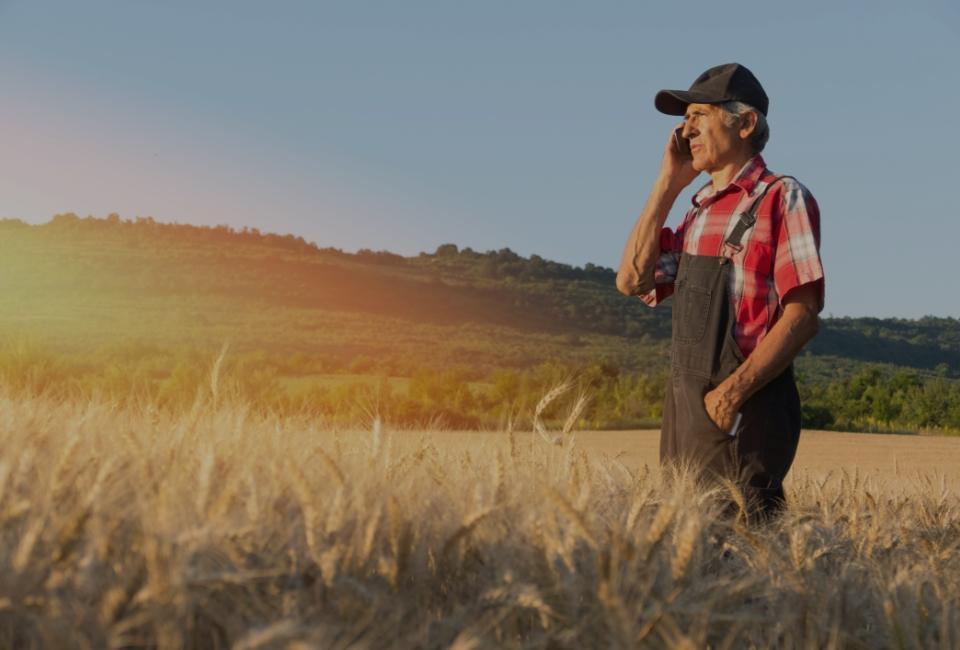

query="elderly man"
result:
[616,63,824,520]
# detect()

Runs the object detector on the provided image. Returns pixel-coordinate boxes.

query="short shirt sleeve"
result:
[638,209,692,307]
[772,180,825,311]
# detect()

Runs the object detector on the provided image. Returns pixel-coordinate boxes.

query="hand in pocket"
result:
[704,388,738,433]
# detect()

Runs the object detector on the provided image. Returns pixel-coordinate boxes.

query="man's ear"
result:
[739,110,758,140]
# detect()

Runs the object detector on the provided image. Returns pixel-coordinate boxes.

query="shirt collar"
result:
[692,154,768,207]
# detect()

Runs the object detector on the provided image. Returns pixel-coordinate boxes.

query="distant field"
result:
[279,373,495,396]
[403,428,960,488]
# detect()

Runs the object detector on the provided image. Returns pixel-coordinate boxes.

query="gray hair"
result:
[720,101,769,153]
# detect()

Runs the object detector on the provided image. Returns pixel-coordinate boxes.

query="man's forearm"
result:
[716,299,820,412]
[615,177,681,296]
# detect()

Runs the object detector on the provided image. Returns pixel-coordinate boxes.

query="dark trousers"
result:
[660,252,802,522]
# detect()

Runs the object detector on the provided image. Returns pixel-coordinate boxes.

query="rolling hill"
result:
[1,213,958,431]
[2,213,957,373]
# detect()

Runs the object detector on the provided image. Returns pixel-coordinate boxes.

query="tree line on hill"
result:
[1,340,958,434]
[15,215,959,375]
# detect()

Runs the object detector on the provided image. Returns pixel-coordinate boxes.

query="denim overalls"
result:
[660,177,802,519]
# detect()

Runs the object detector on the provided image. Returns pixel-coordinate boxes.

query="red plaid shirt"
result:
[640,154,824,358]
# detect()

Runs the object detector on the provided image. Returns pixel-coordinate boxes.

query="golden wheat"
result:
[0,385,957,648]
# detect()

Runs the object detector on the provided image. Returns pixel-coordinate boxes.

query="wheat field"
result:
[0,385,958,649]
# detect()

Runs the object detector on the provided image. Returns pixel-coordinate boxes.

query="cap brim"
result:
[654,89,720,115]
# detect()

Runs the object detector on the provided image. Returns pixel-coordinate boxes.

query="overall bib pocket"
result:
[674,280,713,344]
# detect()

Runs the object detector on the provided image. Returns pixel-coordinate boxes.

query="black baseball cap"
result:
[655,63,769,117]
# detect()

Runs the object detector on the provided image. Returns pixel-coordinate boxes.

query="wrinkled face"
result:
[681,103,746,172]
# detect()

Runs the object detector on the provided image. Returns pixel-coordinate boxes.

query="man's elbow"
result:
[616,271,655,297]
[795,305,820,344]
[615,272,636,296]
[782,284,822,343]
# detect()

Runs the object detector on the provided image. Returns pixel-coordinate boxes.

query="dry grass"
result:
[0,386,958,649]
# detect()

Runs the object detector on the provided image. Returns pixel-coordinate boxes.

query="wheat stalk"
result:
[561,390,589,447]
[533,381,570,445]
[442,507,495,558]
[210,341,230,402]
[544,485,598,550]
[670,516,699,581]
[311,445,346,488]
[646,500,676,547]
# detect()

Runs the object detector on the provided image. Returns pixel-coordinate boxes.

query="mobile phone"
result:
[673,127,691,157]
[727,412,742,438]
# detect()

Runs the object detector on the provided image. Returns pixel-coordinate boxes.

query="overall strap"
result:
[724,174,795,252]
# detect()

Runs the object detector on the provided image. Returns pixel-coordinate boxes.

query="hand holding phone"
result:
[672,127,692,158]
[659,123,699,192]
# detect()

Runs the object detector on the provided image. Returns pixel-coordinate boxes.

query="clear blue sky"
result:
[2,1,958,318]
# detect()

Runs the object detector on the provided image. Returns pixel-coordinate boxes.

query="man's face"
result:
[681,103,744,172]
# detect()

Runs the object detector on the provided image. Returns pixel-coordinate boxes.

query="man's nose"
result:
[681,123,696,139]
